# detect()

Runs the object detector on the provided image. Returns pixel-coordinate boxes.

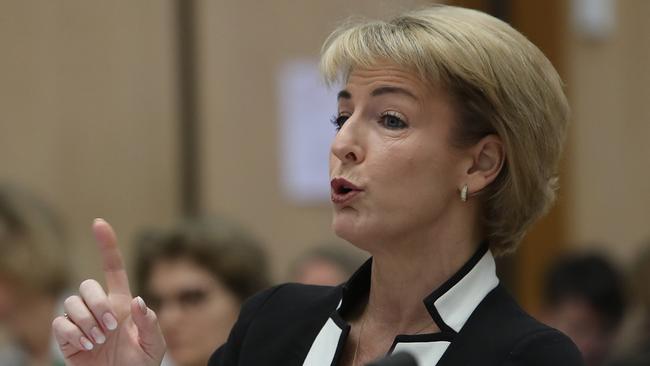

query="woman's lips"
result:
[330,178,363,205]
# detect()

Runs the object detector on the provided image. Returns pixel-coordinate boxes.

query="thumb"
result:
[131,296,166,361]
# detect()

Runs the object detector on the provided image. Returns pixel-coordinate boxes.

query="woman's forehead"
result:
[347,63,419,82]
[341,64,436,101]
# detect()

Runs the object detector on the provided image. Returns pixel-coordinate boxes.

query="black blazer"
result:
[209,246,583,366]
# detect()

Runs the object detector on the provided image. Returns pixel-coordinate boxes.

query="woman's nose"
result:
[330,116,365,164]
[158,302,184,328]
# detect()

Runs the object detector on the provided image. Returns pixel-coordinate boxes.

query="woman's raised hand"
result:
[52,219,166,366]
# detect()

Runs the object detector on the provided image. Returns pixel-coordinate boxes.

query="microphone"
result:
[366,352,418,366]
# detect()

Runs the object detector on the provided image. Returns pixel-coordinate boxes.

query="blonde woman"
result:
[52,5,583,366]
[0,184,68,366]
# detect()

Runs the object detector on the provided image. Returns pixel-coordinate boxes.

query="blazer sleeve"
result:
[208,284,287,366]
[501,329,584,366]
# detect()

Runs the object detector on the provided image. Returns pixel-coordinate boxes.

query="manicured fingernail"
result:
[103,313,118,330]
[80,336,94,350]
[90,327,105,344]
[135,296,147,315]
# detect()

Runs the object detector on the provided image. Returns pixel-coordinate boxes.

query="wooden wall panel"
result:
[567,0,650,261]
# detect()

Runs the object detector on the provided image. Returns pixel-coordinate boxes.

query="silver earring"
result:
[460,185,468,202]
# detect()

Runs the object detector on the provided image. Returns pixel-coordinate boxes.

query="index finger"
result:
[93,218,131,297]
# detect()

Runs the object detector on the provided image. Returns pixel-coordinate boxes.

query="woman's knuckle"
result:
[52,316,65,329]
[63,295,79,308]
[80,313,94,324]
[79,279,98,292]
[63,326,80,339]
[83,295,102,309]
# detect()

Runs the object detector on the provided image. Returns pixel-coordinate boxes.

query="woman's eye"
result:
[178,289,208,307]
[380,113,407,130]
[330,114,350,131]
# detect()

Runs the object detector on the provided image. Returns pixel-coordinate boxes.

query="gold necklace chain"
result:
[351,316,433,366]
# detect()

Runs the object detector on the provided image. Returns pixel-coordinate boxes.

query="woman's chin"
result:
[332,216,356,240]
[168,348,202,366]
[331,215,374,250]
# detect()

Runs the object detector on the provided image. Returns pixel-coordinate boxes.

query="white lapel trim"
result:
[303,318,342,366]
[433,250,499,333]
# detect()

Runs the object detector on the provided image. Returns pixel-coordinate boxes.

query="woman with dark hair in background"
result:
[134,218,269,366]
[52,5,583,366]
[540,252,626,366]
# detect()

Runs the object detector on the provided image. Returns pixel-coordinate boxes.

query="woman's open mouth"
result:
[330,178,363,205]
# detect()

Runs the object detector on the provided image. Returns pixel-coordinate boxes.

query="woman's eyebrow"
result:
[337,87,418,101]
[337,90,352,100]
[370,86,418,100]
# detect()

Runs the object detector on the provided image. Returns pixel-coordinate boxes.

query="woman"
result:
[540,253,626,366]
[0,184,68,366]
[51,5,583,366]
[134,218,269,366]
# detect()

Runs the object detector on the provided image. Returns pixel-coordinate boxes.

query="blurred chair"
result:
[0,184,68,366]
[540,252,626,366]
[134,216,270,366]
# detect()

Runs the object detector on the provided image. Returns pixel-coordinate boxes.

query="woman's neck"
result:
[363,221,483,332]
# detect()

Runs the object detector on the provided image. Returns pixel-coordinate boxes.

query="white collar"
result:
[303,244,500,366]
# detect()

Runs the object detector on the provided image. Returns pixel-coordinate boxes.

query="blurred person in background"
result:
[540,252,626,366]
[134,217,270,366]
[0,184,68,366]
[289,244,365,286]
[609,244,650,366]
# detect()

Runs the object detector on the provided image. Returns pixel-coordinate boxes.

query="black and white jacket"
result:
[209,245,583,365]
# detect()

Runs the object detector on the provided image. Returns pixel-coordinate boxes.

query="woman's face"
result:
[329,64,466,251]
[146,258,239,366]
[0,275,57,345]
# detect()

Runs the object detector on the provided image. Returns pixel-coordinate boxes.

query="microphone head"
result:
[366,352,418,366]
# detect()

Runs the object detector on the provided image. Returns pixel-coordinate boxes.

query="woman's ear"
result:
[464,134,505,195]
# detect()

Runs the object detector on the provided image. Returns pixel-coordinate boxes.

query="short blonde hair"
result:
[0,184,69,295]
[320,6,569,255]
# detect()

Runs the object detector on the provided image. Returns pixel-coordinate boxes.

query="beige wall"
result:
[566,0,650,263]
[0,0,179,283]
